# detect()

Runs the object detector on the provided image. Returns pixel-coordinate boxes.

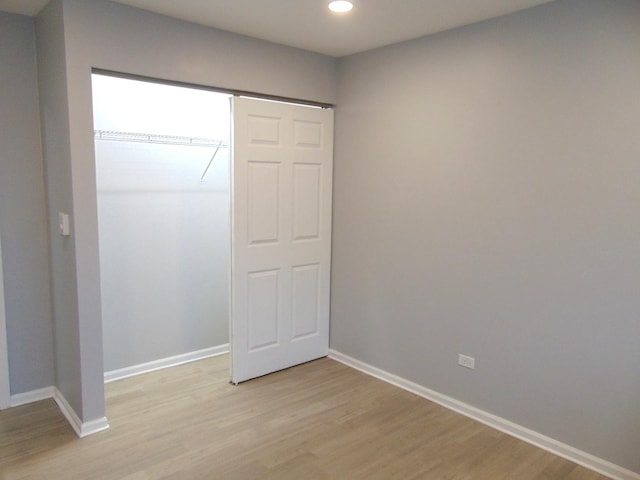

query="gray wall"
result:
[331,0,640,473]
[35,1,86,415]
[0,13,54,395]
[33,0,338,422]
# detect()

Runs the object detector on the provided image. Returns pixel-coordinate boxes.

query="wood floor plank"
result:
[0,355,611,479]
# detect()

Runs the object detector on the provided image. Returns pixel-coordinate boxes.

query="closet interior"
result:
[91,74,231,377]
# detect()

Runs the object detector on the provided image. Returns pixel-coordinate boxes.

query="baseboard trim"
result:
[53,388,109,438]
[328,349,639,480]
[10,386,55,407]
[104,344,230,384]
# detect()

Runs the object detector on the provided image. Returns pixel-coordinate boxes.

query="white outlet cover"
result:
[458,354,475,370]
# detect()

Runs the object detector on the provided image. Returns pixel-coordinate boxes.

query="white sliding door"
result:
[231,97,333,384]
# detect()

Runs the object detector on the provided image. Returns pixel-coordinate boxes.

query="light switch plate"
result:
[59,212,71,236]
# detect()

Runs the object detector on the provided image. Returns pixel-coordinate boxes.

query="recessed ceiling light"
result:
[328,1,353,13]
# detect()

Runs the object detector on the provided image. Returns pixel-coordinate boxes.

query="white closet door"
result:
[231,97,333,384]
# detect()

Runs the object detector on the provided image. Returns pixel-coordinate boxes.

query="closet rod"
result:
[94,130,228,148]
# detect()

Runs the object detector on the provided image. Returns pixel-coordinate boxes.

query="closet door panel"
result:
[231,97,333,384]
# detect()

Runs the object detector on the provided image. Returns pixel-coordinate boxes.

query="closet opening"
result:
[91,73,231,383]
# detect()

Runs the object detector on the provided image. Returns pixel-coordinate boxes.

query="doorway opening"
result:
[91,73,231,382]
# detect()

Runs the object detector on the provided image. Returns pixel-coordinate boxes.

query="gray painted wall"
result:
[0,13,54,395]
[32,0,338,422]
[331,0,640,473]
[35,1,86,415]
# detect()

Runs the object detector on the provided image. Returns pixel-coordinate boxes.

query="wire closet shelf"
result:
[94,130,229,182]
[94,130,228,148]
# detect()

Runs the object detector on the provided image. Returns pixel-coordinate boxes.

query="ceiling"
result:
[0,0,555,57]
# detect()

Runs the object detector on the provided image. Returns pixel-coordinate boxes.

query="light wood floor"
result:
[0,355,609,479]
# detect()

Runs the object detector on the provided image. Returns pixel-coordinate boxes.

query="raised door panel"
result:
[247,163,280,245]
[291,264,320,340]
[248,115,281,147]
[292,164,321,242]
[247,270,280,351]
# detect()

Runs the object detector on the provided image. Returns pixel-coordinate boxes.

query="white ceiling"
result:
[1,0,555,57]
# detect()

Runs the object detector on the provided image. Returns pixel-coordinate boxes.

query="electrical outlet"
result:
[458,354,475,370]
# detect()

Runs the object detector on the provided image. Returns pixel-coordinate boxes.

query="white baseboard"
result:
[6,346,228,437]
[53,388,109,437]
[104,344,230,384]
[0,237,11,410]
[328,349,640,480]
[9,386,109,438]
[10,386,55,407]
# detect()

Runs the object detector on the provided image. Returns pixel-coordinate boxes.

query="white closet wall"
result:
[92,75,230,372]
